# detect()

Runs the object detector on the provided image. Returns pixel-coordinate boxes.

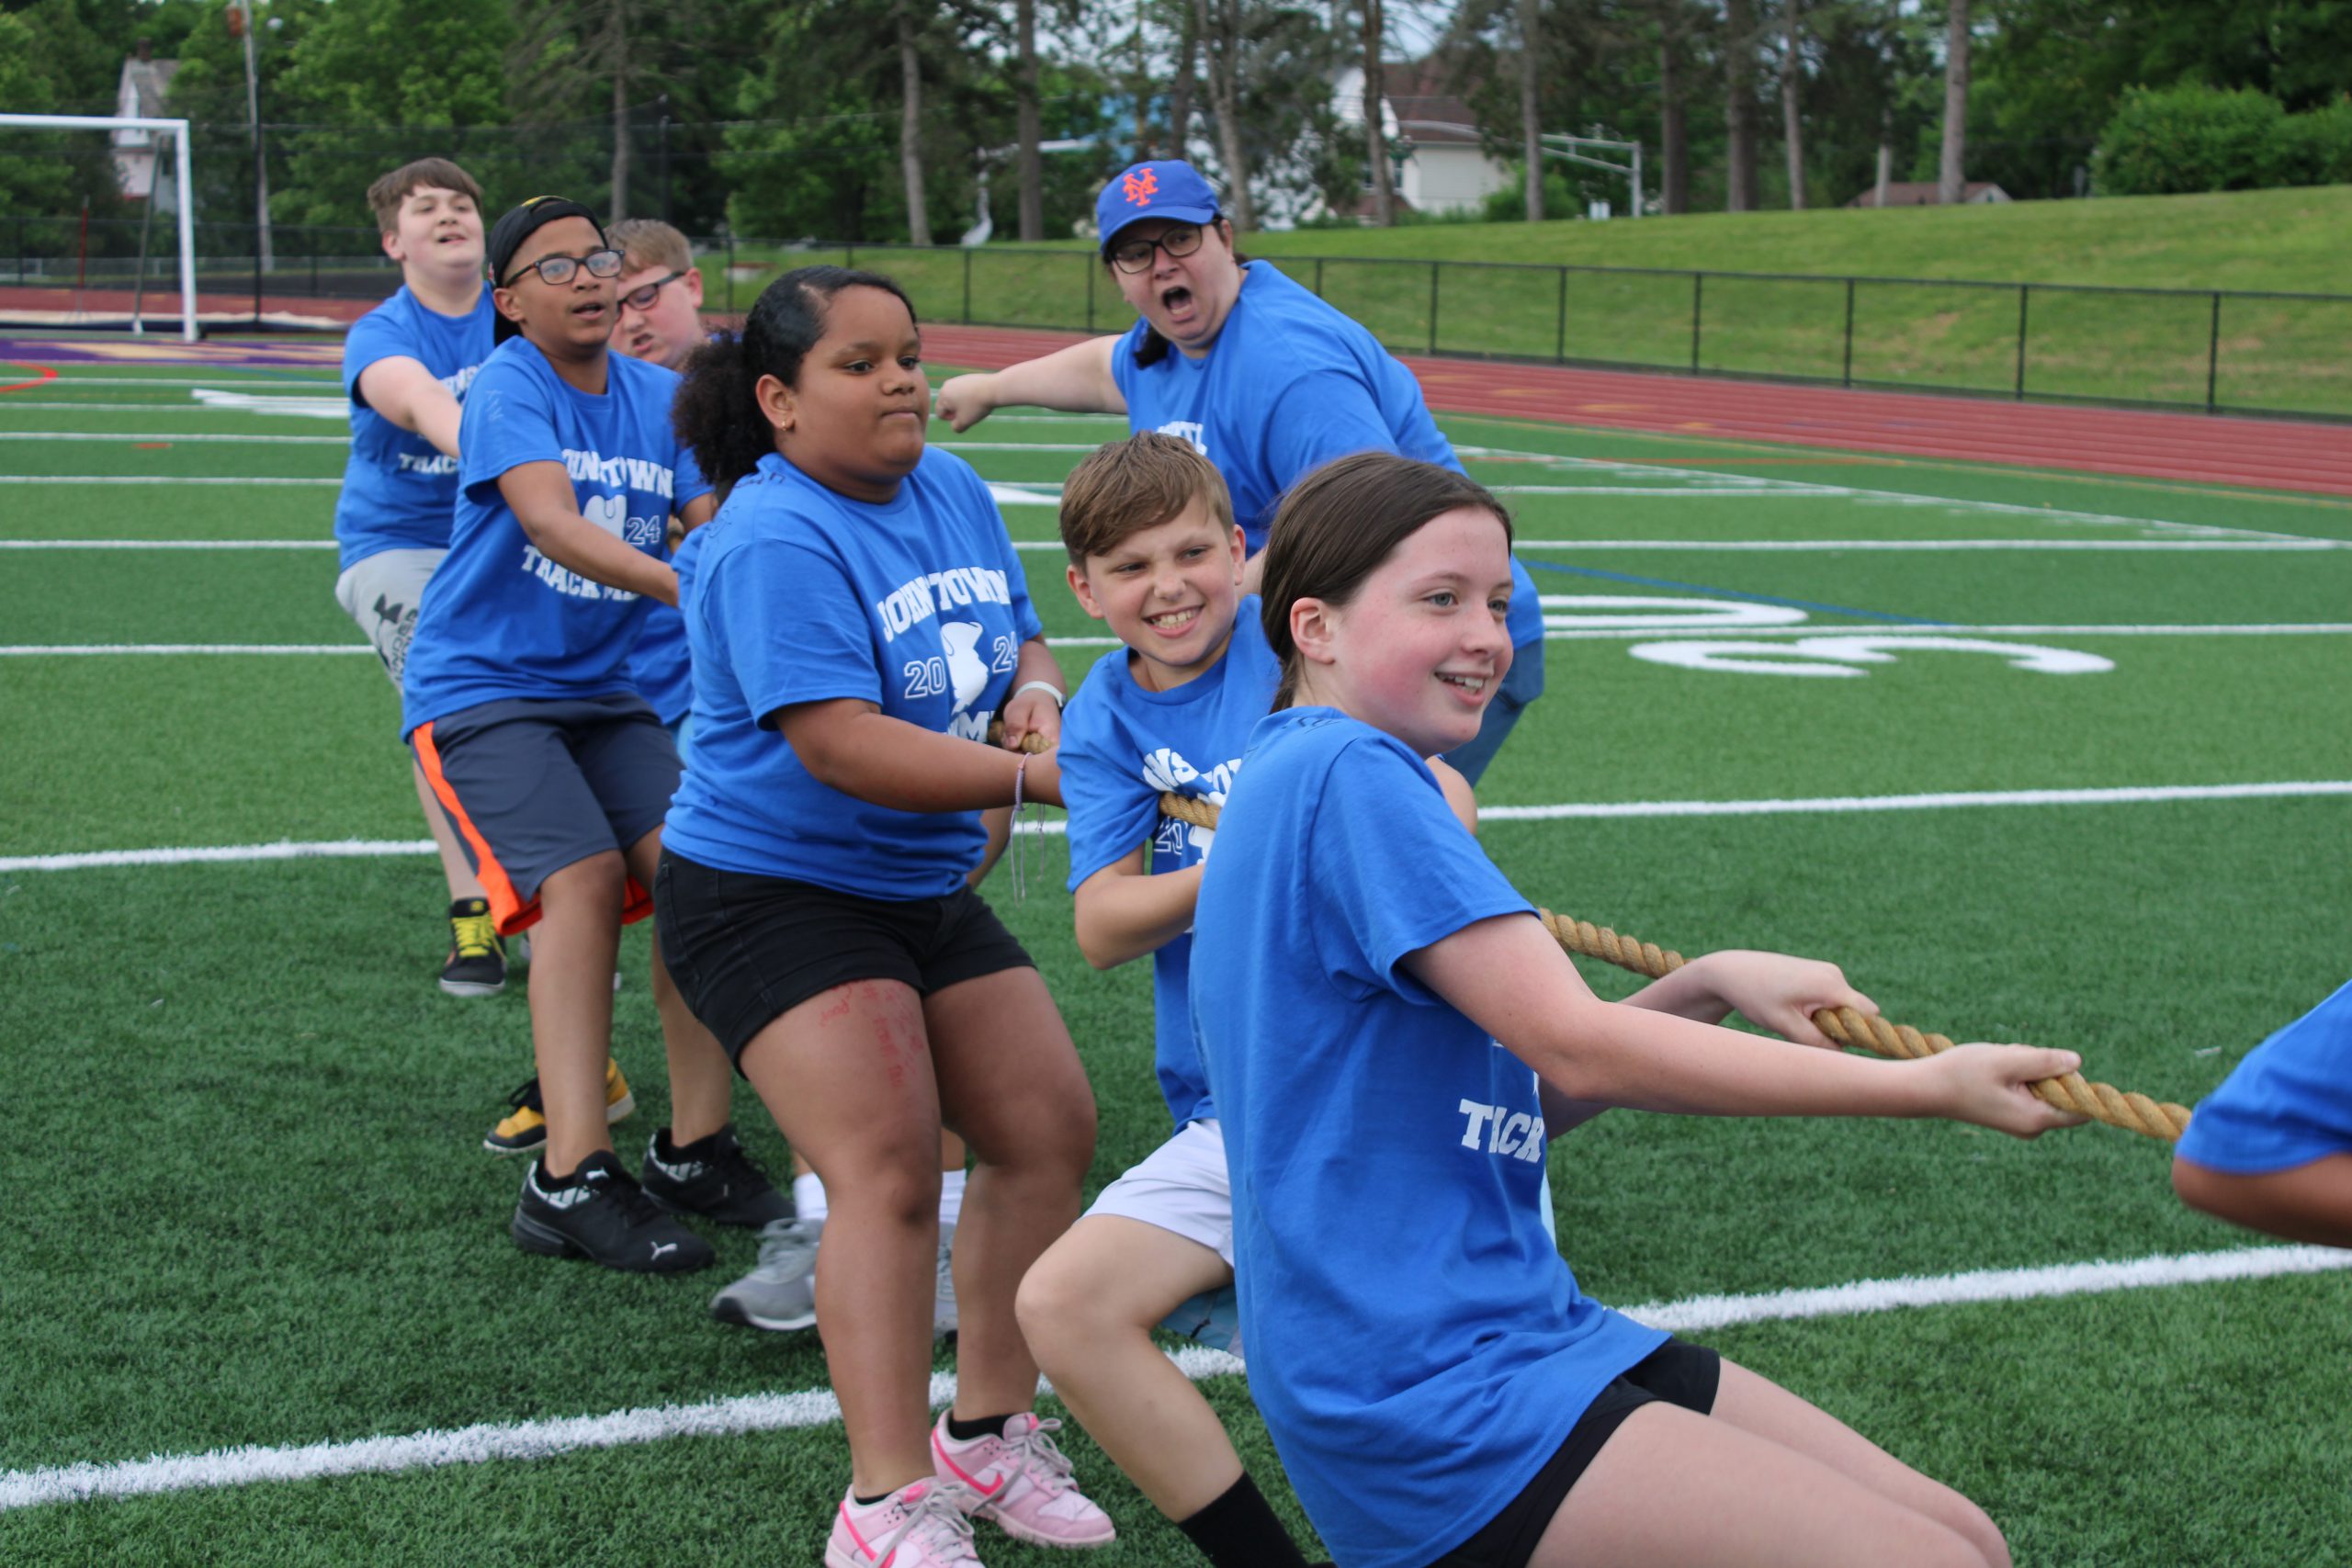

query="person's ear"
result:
[1226,525,1246,582]
[1290,596,1339,668]
[379,227,404,265]
[755,371,795,435]
[492,284,526,331]
[1067,562,1108,622]
[684,269,705,308]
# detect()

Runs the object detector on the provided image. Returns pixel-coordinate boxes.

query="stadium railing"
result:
[6,218,2346,422]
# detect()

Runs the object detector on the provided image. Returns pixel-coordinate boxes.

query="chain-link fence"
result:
[6,220,2346,421]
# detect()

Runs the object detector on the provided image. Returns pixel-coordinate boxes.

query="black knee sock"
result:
[1176,1472,1313,1568]
[944,1410,1019,1442]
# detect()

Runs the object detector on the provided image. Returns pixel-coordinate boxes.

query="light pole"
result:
[232,0,273,271]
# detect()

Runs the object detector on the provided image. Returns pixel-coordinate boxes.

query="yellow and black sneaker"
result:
[439,897,507,998]
[484,1060,638,1156]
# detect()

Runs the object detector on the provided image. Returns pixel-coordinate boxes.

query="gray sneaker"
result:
[933,1224,957,1340]
[711,1216,820,1331]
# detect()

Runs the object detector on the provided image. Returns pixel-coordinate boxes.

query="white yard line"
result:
[11,781,2350,873]
[0,430,345,445]
[6,376,338,389]
[1,539,335,549]
[6,626,2346,660]
[4,1243,2343,1511]
[6,537,2342,557]
[5,476,340,486]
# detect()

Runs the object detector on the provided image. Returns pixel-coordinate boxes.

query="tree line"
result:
[4,0,2348,250]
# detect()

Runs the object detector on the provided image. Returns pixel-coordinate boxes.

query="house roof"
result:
[1378,59,1483,146]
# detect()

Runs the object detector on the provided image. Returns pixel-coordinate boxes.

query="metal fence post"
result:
[1842,278,1856,388]
[1428,262,1440,354]
[2206,291,2222,412]
[1314,256,1324,298]
[1690,273,1703,373]
[2014,284,2030,399]
[725,231,735,314]
[251,221,262,327]
[1555,266,1567,362]
[962,247,973,324]
[1085,255,1095,333]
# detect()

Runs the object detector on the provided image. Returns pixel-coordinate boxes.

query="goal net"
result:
[0,111,199,342]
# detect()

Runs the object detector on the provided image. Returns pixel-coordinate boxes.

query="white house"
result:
[111,42,180,200]
[1324,61,1513,220]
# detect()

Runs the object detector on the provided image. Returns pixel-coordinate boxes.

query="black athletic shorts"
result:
[1426,1339,1723,1568]
[653,849,1035,1065]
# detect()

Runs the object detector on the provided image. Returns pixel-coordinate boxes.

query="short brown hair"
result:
[366,158,483,233]
[1058,433,1235,564]
[608,217,692,276]
[1259,452,1511,709]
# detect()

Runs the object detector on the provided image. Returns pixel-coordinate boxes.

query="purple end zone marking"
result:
[0,336,341,369]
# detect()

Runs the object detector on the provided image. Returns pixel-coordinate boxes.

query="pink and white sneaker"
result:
[825,1477,984,1568]
[930,1412,1117,1549]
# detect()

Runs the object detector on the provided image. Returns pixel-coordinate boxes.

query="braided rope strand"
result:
[1170,793,2191,1143]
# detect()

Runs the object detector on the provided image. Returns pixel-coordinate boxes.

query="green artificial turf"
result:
[3,353,2349,1566]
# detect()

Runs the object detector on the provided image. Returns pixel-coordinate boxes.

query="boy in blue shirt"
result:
[403,196,786,1272]
[331,158,507,998]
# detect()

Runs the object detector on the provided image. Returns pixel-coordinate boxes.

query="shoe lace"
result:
[584,1164,671,1228]
[704,1139,769,1191]
[450,906,501,960]
[995,1417,1079,1492]
[503,1077,544,1113]
[885,1483,978,1559]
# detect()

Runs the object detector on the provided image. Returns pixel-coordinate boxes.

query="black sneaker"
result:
[510,1151,716,1273]
[641,1124,793,1228]
[439,897,506,998]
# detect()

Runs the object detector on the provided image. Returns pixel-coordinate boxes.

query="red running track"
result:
[922,323,2352,499]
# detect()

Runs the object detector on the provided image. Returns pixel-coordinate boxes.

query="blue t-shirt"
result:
[630,601,693,725]
[1059,599,1281,1130]
[2177,977,2352,1175]
[1191,707,1664,1568]
[334,286,497,571]
[1112,260,1543,650]
[400,340,709,735]
[662,447,1045,899]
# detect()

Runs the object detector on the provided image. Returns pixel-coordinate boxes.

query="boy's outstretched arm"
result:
[495,464,703,605]
[1072,848,1205,970]
[356,357,464,459]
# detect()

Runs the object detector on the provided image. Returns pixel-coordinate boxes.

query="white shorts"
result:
[1084,1117,1233,1268]
[334,547,446,684]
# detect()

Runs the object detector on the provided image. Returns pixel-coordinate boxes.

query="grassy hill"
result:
[1246,185,2352,296]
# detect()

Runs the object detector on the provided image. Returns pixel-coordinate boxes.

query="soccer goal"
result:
[0,111,199,342]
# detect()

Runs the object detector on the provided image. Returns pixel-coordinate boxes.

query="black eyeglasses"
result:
[619,269,686,311]
[1108,223,1206,275]
[501,247,623,288]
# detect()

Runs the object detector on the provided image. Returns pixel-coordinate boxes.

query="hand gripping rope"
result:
[1149,790,2193,1143]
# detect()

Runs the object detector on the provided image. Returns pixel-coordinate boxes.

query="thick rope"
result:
[1159,791,2190,1142]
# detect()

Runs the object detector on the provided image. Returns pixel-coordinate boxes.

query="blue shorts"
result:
[2177,977,2352,1175]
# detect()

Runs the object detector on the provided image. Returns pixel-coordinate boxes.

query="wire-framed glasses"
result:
[1108,224,1205,275]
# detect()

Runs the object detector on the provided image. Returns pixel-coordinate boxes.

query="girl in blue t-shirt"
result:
[2172,978,2352,1247]
[1192,450,2090,1568]
[659,267,1113,1568]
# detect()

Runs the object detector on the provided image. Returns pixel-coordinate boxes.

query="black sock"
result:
[853,1490,893,1506]
[1176,1472,1312,1568]
[944,1411,1018,1443]
[535,1158,582,1190]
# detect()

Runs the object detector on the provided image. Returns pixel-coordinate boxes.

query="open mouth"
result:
[1435,671,1489,696]
[1159,285,1195,323]
[571,301,607,323]
[1143,605,1202,635]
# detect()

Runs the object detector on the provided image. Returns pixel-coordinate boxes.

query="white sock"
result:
[938,1168,967,1231]
[794,1172,828,1224]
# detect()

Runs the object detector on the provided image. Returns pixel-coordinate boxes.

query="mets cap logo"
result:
[1121,168,1159,206]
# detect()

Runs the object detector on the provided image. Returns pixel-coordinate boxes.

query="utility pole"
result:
[233,0,272,271]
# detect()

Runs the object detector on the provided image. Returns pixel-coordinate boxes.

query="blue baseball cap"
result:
[1095,161,1222,252]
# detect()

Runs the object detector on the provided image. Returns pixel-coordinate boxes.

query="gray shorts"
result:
[411,694,681,935]
[334,547,446,684]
